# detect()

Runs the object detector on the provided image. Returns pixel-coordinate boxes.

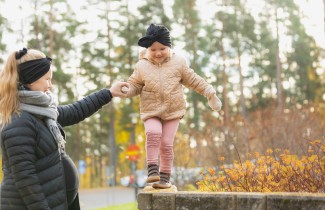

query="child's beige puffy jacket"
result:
[127,50,214,121]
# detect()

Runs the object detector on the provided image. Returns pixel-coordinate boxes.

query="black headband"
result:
[138,24,171,48]
[18,57,52,84]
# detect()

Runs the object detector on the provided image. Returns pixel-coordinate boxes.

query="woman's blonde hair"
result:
[0,49,46,129]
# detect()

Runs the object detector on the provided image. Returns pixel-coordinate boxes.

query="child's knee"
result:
[160,145,174,160]
[146,131,162,146]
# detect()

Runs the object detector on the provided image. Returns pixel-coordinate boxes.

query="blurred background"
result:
[0,0,324,191]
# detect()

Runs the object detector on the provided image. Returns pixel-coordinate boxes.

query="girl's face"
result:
[26,69,53,92]
[147,41,170,64]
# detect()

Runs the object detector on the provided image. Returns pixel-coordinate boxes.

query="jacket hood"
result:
[139,49,147,60]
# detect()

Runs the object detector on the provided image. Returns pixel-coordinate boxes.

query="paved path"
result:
[79,187,137,210]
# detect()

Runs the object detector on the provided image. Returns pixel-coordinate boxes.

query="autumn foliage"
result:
[197,139,325,193]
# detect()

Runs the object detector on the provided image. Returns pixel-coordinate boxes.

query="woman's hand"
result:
[109,81,129,98]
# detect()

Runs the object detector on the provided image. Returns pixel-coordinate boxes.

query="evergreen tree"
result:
[172,0,213,166]
[250,18,278,110]
[77,0,124,186]
[0,7,9,64]
[285,4,324,103]
[26,0,84,178]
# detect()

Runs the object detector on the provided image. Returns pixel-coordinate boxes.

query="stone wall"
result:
[137,191,325,210]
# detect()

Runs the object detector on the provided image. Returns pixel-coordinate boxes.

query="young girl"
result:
[124,24,222,189]
[0,48,128,209]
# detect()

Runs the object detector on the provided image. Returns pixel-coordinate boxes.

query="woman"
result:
[0,48,128,209]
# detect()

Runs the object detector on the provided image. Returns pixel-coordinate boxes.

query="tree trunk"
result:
[49,0,54,56]
[275,8,283,110]
[219,15,230,145]
[237,49,247,118]
[221,43,229,128]
[105,1,117,186]
[32,0,40,49]
[323,0,325,35]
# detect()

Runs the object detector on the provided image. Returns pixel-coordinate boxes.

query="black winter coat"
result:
[0,89,112,210]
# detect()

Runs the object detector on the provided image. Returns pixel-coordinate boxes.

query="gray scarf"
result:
[19,90,66,153]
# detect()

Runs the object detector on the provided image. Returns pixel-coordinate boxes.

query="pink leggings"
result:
[144,117,180,174]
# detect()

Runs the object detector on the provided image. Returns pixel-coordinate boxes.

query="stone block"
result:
[267,193,325,210]
[137,191,325,210]
[236,192,266,210]
[153,193,176,210]
[175,192,236,210]
[138,192,153,210]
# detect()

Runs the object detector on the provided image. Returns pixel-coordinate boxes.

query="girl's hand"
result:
[208,94,222,111]
[121,86,129,93]
[204,85,222,111]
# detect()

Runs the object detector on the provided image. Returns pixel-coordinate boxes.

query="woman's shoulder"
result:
[1,112,40,148]
[5,111,38,130]
[12,111,35,120]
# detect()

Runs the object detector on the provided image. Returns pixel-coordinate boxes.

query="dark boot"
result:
[152,172,171,189]
[146,164,160,183]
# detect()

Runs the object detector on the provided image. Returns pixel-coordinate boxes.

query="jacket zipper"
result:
[158,63,164,118]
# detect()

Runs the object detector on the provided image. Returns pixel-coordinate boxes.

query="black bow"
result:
[138,24,171,48]
[16,48,28,59]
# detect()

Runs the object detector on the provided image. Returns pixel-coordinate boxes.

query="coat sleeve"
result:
[126,64,144,97]
[180,57,210,96]
[2,118,50,210]
[57,88,112,127]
